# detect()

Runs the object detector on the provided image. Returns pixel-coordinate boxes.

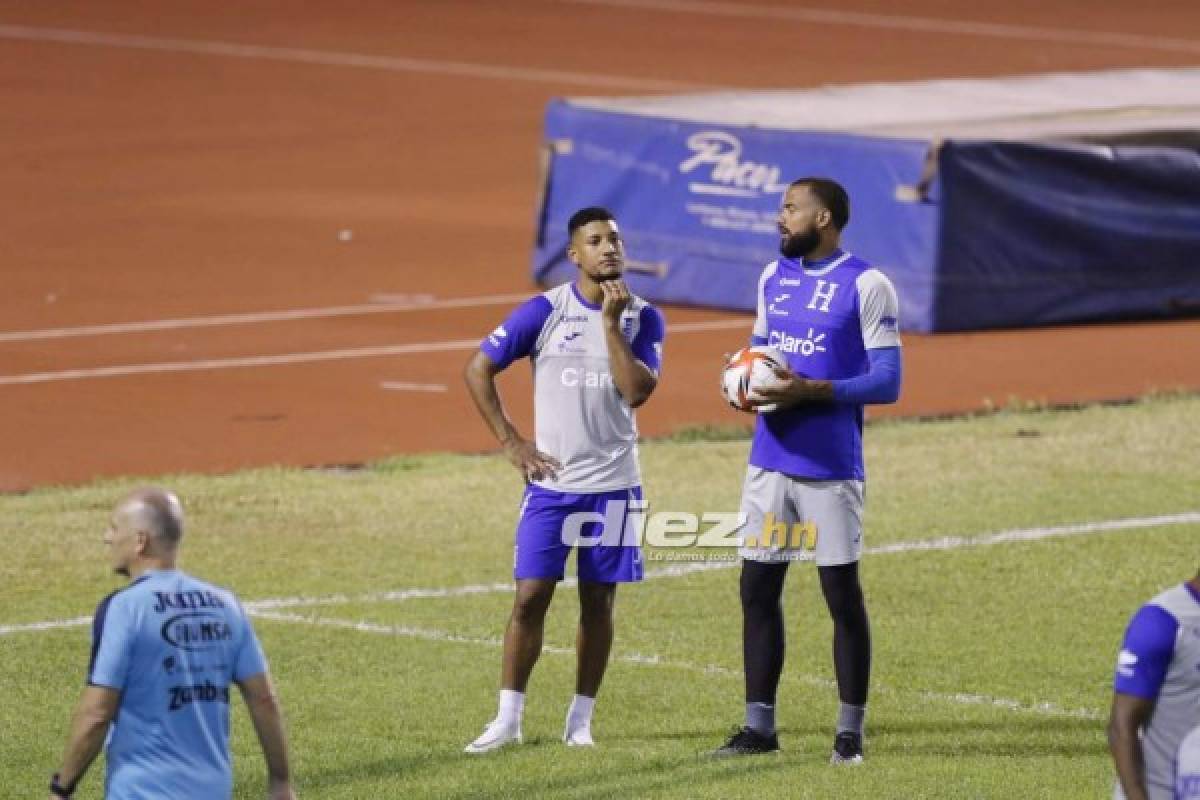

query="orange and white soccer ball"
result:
[721,346,789,413]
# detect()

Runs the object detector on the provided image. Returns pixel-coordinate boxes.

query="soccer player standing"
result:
[463,207,664,752]
[712,178,902,763]
[1108,569,1200,800]
[48,488,296,800]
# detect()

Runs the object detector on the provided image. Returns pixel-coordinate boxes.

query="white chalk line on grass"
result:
[0,25,712,92]
[242,510,1200,612]
[0,293,532,343]
[4,510,1195,635]
[8,511,1194,716]
[0,616,92,636]
[565,0,1200,55]
[0,319,750,386]
[249,609,1102,720]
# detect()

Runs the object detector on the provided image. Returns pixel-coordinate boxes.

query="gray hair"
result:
[118,487,185,546]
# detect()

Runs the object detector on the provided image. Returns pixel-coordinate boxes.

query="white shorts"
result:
[737,465,864,566]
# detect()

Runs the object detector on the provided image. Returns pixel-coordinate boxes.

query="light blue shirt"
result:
[88,569,267,800]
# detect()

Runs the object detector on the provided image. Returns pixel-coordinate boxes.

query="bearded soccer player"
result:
[712,178,902,763]
[462,206,664,752]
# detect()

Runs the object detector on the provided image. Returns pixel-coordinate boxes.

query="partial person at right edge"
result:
[1109,568,1200,800]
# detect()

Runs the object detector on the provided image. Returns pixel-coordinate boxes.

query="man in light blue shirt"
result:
[48,488,296,800]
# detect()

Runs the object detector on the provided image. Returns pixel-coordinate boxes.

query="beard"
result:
[779,227,821,259]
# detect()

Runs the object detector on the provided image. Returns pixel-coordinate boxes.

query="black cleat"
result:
[711,726,780,757]
[830,731,864,764]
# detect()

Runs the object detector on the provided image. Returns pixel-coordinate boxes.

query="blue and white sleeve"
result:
[856,268,901,350]
[88,592,134,690]
[1113,603,1178,700]
[631,305,665,375]
[479,296,553,371]
[751,263,777,346]
[831,268,903,404]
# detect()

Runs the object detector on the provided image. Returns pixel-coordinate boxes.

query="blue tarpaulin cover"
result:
[533,69,1200,332]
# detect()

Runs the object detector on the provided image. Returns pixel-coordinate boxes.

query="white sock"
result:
[566,694,595,730]
[497,689,525,725]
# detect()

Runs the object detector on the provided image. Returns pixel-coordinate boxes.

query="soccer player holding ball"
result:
[462,207,665,752]
[712,178,902,762]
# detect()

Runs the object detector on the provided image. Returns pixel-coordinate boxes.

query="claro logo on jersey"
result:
[161,612,234,652]
[769,328,827,357]
[560,368,614,389]
[679,131,789,198]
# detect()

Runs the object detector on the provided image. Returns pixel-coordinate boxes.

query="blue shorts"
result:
[514,485,644,583]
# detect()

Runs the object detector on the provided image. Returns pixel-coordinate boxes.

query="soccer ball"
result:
[721,346,788,413]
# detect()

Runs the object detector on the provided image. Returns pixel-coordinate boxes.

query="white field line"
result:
[0,319,750,386]
[564,0,1200,55]
[209,509,1200,612]
[250,609,1102,720]
[4,511,1192,718]
[379,381,448,393]
[0,339,476,386]
[0,25,712,92]
[0,616,92,636]
[0,293,532,343]
[9,510,1194,634]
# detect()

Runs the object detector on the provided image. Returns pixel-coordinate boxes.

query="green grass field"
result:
[3,394,1198,799]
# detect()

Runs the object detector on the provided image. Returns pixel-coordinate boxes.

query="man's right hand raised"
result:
[502,437,561,483]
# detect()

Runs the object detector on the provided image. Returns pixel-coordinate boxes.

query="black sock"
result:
[818,561,871,707]
[740,560,790,707]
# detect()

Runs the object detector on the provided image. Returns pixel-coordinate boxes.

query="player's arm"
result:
[834,269,902,404]
[49,685,119,799]
[1107,603,1177,800]
[830,347,902,404]
[599,281,659,408]
[51,592,130,798]
[237,673,297,800]
[1108,692,1153,800]
[464,296,561,481]
[464,351,561,481]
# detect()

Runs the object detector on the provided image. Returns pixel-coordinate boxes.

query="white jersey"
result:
[480,282,665,493]
[1113,583,1200,800]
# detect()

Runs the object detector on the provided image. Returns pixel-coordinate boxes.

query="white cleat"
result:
[564,725,595,747]
[464,719,522,754]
